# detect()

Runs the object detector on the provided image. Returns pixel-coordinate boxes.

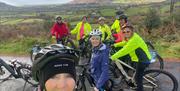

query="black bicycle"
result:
[0,58,38,86]
[78,36,92,58]
[61,35,76,49]
[76,63,113,91]
[75,63,95,91]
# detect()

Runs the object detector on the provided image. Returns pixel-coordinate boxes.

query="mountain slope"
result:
[70,0,166,4]
[0,2,15,7]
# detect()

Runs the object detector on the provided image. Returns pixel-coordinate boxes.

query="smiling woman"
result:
[0,0,72,6]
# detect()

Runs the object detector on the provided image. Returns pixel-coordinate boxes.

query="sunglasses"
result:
[90,36,101,40]
[122,31,131,34]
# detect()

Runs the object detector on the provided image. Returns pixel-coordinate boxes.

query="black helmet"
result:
[32,44,79,91]
[116,10,124,15]
[119,14,128,20]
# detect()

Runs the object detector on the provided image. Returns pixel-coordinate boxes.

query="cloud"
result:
[0,0,72,6]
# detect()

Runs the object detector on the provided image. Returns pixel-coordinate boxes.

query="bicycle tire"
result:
[76,78,86,91]
[146,53,164,78]
[143,69,178,91]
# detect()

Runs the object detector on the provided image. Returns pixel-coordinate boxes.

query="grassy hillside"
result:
[113,0,166,3]
[0,2,179,59]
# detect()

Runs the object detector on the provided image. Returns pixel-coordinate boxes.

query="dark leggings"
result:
[135,62,149,91]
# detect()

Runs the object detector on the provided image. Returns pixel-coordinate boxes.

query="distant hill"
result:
[70,0,166,4]
[0,2,15,7]
[0,2,16,10]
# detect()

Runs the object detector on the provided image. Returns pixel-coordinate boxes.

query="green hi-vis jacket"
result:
[111,33,151,63]
[71,22,92,40]
[99,24,112,41]
[111,19,121,33]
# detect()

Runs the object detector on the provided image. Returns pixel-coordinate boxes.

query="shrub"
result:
[144,8,161,33]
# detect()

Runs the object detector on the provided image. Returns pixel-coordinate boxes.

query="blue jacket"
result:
[90,44,109,89]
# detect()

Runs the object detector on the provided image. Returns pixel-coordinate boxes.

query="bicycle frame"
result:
[0,58,19,78]
[76,64,95,88]
[113,59,158,89]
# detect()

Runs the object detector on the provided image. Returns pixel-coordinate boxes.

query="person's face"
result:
[90,36,101,47]
[99,20,105,26]
[122,27,133,39]
[57,18,62,24]
[120,19,126,27]
[45,73,75,91]
[82,17,87,23]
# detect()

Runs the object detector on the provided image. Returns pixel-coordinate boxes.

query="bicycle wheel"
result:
[143,69,178,91]
[17,66,38,86]
[146,41,164,70]
[0,65,11,82]
[76,78,86,91]
[146,53,164,78]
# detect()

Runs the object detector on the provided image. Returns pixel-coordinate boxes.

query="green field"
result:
[0,2,179,59]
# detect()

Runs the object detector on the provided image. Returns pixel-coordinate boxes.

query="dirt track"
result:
[0,56,179,91]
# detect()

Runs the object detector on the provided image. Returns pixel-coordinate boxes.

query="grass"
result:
[2,19,25,25]
[0,3,179,59]
[125,6,149,16]
[100,8,116,16]
[154,41,180,58]
[0,37,48,55]
[21,19,44,23]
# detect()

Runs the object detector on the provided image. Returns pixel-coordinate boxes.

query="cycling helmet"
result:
[116,10,124,15]
[89,29,102,36]
[32,44,79,91]
[55,16,62,20]
[31,44,74,61]
[119,14,128,20]
[98,17,106,21]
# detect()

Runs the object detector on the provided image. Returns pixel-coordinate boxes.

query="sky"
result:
[0,0,73,6]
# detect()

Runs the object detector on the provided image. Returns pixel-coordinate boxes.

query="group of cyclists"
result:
[32,11,152,91]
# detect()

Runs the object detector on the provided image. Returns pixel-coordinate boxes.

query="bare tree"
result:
[170,0,175,15]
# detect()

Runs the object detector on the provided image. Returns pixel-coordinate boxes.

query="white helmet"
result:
[89,29,102,36]
[98,17,106,21]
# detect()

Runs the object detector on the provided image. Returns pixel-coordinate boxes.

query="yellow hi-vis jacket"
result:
[99,24,112,41]
[111,19,121,33]
[71,22,91,40]
[111,33,151,63]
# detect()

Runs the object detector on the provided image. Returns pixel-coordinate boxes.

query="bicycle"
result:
[60,35,76,49]
[109,59,178,91]
[145,41,164,70]
[105,39,164,74]
[75,63,113,91]
[109,33,164,71]
[0,58,38,87]
[78,36,92,59]
[75,63,95,91]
